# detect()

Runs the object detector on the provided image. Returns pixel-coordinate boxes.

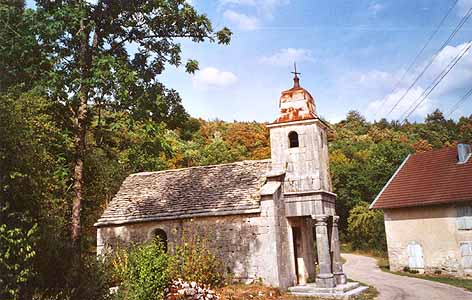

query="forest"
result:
[1,1,472,299]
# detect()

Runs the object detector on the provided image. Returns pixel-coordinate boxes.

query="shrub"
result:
[347,201,387,253]
[170,235,226,287]
[0,221,37,300]
[118,240,171,300]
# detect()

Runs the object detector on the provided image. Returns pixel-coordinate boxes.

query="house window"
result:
[152,228,168,252]
[457,206,472,230]
[460,242,472,270]
[407,243,424,269]
[288,131,299,148]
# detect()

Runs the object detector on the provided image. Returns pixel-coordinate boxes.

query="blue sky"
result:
[26,0,472,123]
[160,0,472,123]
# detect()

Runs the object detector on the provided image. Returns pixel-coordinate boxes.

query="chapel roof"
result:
[371,145,472,209]
[95,159,271,226]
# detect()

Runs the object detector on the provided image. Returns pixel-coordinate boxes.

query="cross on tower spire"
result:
[291,62,301,88]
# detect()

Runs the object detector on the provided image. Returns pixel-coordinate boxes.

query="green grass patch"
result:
[386,271,472,292]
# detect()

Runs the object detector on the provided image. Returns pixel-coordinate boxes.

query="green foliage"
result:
[118,241,171,300]
[171,235,226,287]
[347,202,386,253]
[0,207,37,300]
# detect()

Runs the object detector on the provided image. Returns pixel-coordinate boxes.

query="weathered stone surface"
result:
[165,279,219,300]
[95,77,352,294]
[95,160,270,226]
[384,205,472,277]
[313,215,335,288]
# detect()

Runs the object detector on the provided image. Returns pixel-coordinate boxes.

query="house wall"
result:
[97,188,301,289]
[384,204,472,276]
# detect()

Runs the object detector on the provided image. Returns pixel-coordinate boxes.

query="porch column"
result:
[312,215,336,288]
[331,216,347,285]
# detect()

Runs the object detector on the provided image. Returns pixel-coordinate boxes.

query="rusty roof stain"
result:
[273,76,318,124]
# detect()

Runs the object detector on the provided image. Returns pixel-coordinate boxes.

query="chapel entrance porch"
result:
[288,215,347,288]
[287,215,366,298]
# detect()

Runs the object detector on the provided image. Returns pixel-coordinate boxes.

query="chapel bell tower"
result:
[267,65,332,194]
[266,65,347,290]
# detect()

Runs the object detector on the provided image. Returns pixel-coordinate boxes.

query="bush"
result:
[170,235,226,287]
[347,201,387,253]
[0,221,37,300]
[30,254,112,300]
[117,240,171,300]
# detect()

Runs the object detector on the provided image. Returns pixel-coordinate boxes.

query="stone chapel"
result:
[95,72,347,290]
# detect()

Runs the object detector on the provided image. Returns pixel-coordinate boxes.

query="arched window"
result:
[288,131,299,148]
[152,228,168,252]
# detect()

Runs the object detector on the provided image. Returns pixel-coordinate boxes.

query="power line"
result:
[446,87,472,118]
[384,6,472,119]
[400,41,472,120]
[374,0,458,118]
[400,41,472,123]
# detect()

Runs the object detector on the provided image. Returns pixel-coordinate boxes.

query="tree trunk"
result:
[71,16,90,249]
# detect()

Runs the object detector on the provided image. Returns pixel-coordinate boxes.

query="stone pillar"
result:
[313,215,336,288]
[331,216,347,285]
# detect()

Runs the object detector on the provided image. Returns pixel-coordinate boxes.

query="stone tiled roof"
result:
[371,146,472,209]
[95,159,271,226]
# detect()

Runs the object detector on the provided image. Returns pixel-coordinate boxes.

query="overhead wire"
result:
[400,41,472,123]
[384,6,472,119]
[373,0,458,118]
[446,87,472,118]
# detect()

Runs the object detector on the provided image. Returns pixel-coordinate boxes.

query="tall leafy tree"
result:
[28,0,231,248]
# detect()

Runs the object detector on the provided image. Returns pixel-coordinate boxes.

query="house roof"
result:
[371,146,472,209]
[95,159,271,227]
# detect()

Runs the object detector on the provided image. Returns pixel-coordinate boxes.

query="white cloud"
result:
[192,67,238,90]
[427,42,472,96]
[223,10,260,31]
[368,2,384,15]
[259,48,315,67]
[457,0,472,16]
[366,86,434,121]
[219,0,289,19]
[353,42,472,121]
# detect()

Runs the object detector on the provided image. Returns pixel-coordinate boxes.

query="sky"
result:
[160,0,472,123]
[26,0,472,123]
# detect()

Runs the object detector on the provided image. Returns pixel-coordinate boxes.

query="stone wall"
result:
[268,120,332,193]
[384,204,472,277]
[97,187,300,289]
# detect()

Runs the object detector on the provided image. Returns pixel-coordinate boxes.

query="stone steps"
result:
[288,282,369,299]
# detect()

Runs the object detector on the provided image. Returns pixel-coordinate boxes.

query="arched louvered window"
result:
[152,228,168,252]
[289,131,299,148]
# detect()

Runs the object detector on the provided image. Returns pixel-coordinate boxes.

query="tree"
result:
[347,201,386,253]
[0,1,50,92]
[29,0,231,248]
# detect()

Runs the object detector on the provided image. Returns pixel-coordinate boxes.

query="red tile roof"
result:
[371,145,472,209]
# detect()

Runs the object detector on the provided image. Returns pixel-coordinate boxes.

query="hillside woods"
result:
[2,90,472,298]
[3,1,472,299]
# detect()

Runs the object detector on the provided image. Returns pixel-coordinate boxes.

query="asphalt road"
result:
[342,253,472,300]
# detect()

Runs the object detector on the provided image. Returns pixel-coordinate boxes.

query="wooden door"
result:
[407,243,424,269]
[292,227,306,285]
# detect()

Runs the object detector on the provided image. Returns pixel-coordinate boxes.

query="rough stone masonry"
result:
[95,72,348,290]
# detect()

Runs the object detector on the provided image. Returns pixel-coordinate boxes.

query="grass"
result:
[342,243,472,293]
[386,270,472,292]
[216,282,378,300]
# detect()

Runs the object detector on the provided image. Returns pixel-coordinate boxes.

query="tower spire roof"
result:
[272,64,317,124]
